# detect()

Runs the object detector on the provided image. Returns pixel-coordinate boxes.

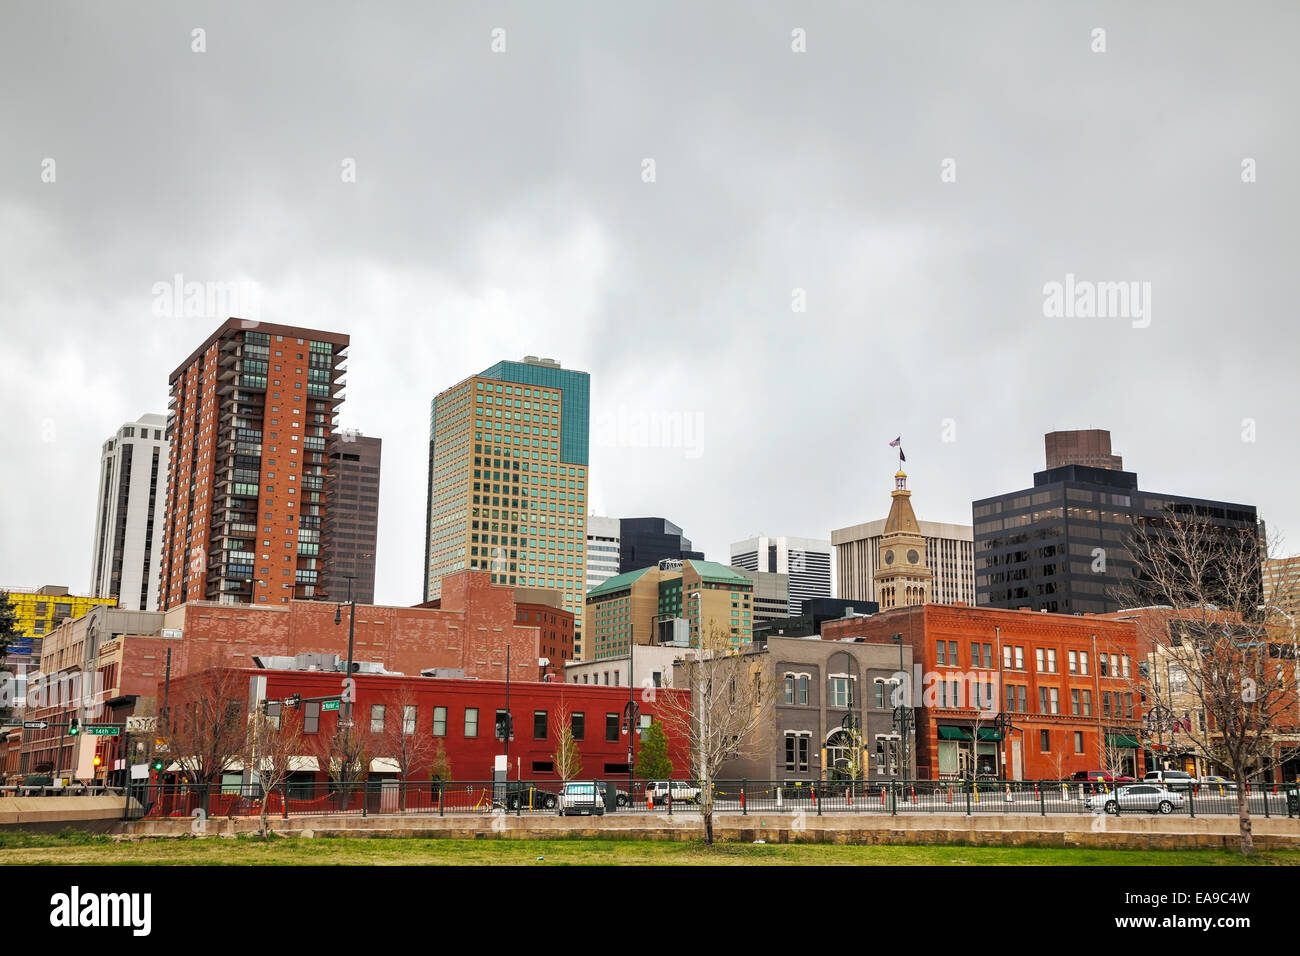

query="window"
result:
[1122,655,1131,679]
[1036,648,1045,672]
[1102,692,1112,717]
[606,713,619,741]
[936,641,946,666]
[874,681,886,709]
[1124,693,1134,719]
[534,710,548,739]
[1015,646,1024,669]
[982,643,992,669]
[829,676,853,708]
[1047,649,1057,673]
[303,701,320,734]
[1082,689,1092,716]
[1079,651,1089,675]
[1074,731,1084,754]
[784,733,810,772]
[1017,686,1027,713]
[1068,650,1078,674]
[403,705,416,735]
[784,675,795,704]
[1003,645,1011,669]
[798,676,808,704]
[1168,666,1187,693]
[464,707,479,737]
[572,712,585,741]
[1071,688,1080,715]
[370,704,385,734]
[1049,688,1059,714]
[433,706,447,736]
[1040,730,1050,752]
[948,641,958,665]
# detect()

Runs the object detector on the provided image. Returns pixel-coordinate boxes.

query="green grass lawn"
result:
[1,830,1298,865]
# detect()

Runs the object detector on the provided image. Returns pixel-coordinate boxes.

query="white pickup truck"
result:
[645,780,700,807]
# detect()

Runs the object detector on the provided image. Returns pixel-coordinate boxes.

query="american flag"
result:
[889,436,901,447]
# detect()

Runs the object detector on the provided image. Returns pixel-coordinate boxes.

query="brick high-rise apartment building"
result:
[424,357,591,655]
[160,320,349,608]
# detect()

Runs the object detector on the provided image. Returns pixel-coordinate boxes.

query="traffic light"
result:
[93,755,102,768]
[68,718,79,736]
[494,712,513,740]
[152,757,164,772]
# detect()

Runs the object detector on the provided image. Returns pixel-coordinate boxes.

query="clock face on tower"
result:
[907,549,920,565]
[884,550,895,566]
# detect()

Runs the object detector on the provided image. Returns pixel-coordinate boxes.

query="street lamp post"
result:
[891,632,912,789]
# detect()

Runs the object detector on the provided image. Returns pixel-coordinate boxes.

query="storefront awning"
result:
[938,726,971,741]
[1107,734,1140,748]
[976,728,1003,741]
[370,757,400,774]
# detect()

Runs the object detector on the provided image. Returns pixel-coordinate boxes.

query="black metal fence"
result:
[122,778,1300,821]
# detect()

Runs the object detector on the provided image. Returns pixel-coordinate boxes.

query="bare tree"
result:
[160,664,248,789]
[659,624,774,845]
[552,702,582,781]
[1114,511,1298,854]
[310,720,376,811]
[374,686,437,810]
[246,703,305,837]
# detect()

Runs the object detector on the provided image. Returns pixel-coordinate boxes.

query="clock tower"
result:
[873,469,933,610]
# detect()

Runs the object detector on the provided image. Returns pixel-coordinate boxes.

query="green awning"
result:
[976,728,1004,741]
[938,726,971,741]
[1107,733,1140,748]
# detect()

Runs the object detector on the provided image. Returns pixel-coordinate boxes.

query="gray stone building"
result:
[714,635,915,783]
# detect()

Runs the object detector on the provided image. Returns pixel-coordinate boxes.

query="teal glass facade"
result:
[478,360,590,465]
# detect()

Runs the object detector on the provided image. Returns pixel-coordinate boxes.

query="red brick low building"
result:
[159,667,690,787]
[821,603,1142,781]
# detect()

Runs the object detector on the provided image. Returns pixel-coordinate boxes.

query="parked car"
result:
[1086,783,1185,815]
[495,781,558,811]
[596,782,630,808]
[1070,770,1136,783]
[1143,770,1196,789]
[557,781,605,816]
[646,780,700,806]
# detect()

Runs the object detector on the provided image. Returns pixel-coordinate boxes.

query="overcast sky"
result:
[2,1,1297,606]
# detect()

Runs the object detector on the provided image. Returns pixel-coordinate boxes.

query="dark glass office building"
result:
[618,517,703,573]
[973,464,1259,614]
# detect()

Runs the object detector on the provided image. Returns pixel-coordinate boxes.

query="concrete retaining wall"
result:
[1,796,142,832]
[113,811,1300,851]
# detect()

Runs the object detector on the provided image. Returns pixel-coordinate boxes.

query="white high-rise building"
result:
[832,518,974,606]
[586,515,621,592]
[90,414,169,611]
[729,536,831,615]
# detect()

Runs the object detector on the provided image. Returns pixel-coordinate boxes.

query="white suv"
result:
[1143,770,1196,789]
[557,781,605,816]
[646,780,700,807]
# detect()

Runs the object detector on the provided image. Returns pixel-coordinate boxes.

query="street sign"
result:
[22,721,48,730]
[321,699,340,711]
[126,716,157,733]
[83,725,120,736]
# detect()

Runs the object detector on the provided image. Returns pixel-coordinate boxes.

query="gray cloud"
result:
[2,1,1297,603]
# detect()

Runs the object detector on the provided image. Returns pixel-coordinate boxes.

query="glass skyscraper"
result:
[425,357,592,655]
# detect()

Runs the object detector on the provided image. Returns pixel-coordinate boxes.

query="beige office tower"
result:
[424,357,591,656]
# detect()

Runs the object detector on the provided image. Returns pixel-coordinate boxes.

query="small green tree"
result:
[0,591,20,667]
[0,591,20,718]
[429,740,452,782]
[635,720,673,780]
